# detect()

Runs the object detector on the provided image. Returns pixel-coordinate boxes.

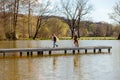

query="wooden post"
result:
[94,49,96,53]
[27,52,29,56]
[99,49,101,53]
[20,52,22,56]
[49,50,51,55]
[85,49,87,53]
[37,51,40,56]
[3,52,5,57]
[41,51,43,55]
[108,48,110,53]
[78,50,80,53]
[73,50,75,54]
[64,50,67,54]
[31,52,33,56]
[37,51,43,55]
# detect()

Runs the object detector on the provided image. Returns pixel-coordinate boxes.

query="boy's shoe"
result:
[56,45,58,47]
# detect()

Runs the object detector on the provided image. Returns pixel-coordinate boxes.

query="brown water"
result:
[0,40,120,80]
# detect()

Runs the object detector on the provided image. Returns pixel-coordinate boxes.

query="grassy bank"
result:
[0,37,117,41]
[60,37,117,40]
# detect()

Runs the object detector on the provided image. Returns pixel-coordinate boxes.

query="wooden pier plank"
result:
[0,46,112,56]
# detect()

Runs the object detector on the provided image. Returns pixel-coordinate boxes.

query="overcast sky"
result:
[89,0,118,23]
[38,0,118,23]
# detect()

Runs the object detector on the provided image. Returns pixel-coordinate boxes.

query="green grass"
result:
[60,37,117,40]
[12,37,117,40]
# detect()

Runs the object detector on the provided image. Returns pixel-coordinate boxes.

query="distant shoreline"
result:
[0,37,117,41]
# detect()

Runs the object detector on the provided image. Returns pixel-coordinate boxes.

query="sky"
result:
[38,0,118,23]
[89,0,118,23]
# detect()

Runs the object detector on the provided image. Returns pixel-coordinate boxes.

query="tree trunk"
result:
[33,18,41,40]
[33,25,39,40]
[77,21,80,38]
[28,0,31,38]
[33,31,38,40]
[3,0,6,39]
[77,29,80,38]
[77,14,81,38]
[71,29,74,39]
[13,0,19,40]
[118,33,120,40]
[71,25,75,39]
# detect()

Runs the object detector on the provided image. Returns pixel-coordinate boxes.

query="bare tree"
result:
[20,0,38,38]
[59,0,92,38]
[12,0,20,40]
[110,1,120,39]
[33,0,52,40]
[76,0,92,38]
[0,0,19,40]
[0,0,7,39]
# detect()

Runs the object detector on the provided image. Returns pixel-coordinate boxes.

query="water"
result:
[0,40,120,80]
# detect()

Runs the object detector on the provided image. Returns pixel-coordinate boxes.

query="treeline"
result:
[78,21,120,37]
[0,13,120,40]
[0,14,69,40]
[0,0,120,40]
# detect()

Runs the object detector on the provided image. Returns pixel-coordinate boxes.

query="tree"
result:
[20,0,38,38]
[33,17,69,39]
[0,0,20,40]
[59,0,92,38]
[46,18,69,37]
[6,0,20,40]
[33,0,52,40]
[110,1,120,40]
[12,0,20,40]
[0,0,7,39]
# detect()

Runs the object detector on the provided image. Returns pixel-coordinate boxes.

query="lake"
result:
[0,40,120,80]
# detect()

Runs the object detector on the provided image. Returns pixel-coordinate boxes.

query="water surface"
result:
[0,40,120,80]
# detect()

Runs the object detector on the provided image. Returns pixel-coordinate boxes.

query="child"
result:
[52,34,58,48]
[73,32,79,47]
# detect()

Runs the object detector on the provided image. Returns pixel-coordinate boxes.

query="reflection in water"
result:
[0,40,120,80]
[74,55,79,68]
[53,57,57,70]
[0,58,18,80]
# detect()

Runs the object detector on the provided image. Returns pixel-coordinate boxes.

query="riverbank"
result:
[60,37,117,40]
[0,37,117,41]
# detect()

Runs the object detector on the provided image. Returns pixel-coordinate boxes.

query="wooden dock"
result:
[0,46,112,57]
